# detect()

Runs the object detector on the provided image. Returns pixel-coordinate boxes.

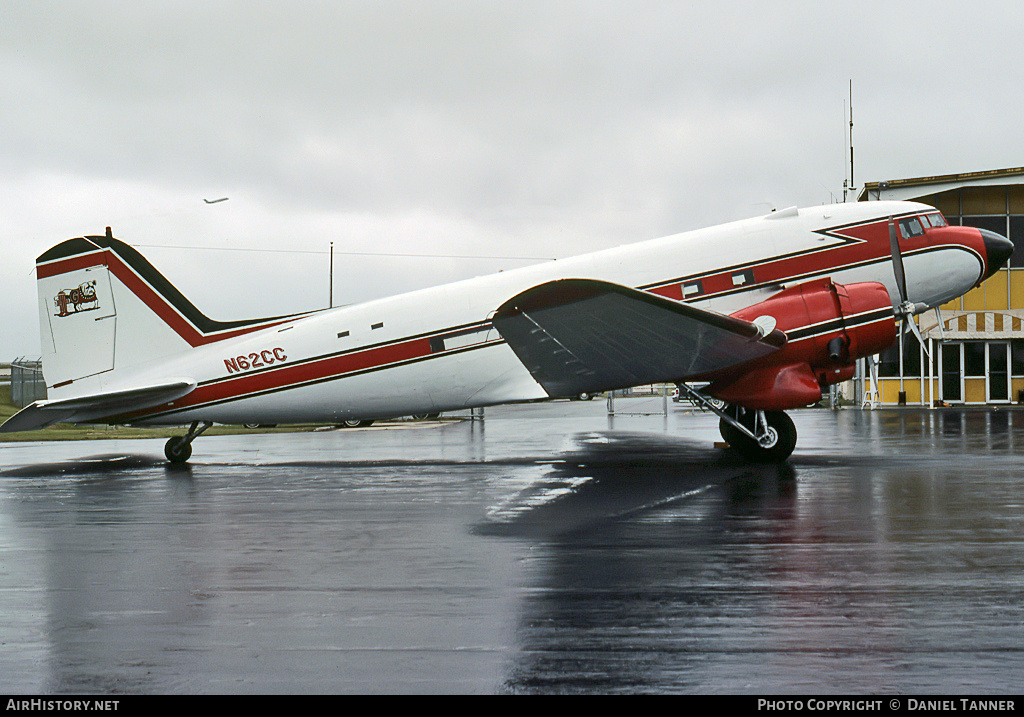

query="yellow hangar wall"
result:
[860,170,1024,406]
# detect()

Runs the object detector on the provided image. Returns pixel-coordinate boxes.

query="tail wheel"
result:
[164,436,193,464]
[163,421,211,465]
[719,408,797,462]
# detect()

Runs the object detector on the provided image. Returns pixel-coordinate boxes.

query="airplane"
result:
[1,200,1013,464]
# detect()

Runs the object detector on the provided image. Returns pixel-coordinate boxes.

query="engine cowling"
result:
[703,278,896,410]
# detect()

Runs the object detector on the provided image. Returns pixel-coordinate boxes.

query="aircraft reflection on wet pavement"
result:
[479,431,796,539]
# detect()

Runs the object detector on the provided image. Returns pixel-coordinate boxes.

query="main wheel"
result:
[719,409,796,462]
[164,436,193,464]
[341,419,374,428]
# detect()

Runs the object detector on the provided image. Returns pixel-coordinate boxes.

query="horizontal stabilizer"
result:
[0,379,196,433]
[492,279,787,398]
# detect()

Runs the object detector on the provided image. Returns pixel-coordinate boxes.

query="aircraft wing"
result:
[491,279,787,398]
[0,379,196,433]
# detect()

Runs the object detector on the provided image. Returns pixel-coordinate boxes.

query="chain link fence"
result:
[10,357,46,407]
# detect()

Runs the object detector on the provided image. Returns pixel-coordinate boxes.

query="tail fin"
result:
[36,228,306,389]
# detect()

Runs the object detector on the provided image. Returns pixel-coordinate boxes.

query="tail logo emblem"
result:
[54,281,99,317]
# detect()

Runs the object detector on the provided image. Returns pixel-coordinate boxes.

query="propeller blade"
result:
[904,317,931,362]
[889,216,909,304]
[933,307,945,341]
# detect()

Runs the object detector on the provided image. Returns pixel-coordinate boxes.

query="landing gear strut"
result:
[164,421,212,464]
[676,384,797,462]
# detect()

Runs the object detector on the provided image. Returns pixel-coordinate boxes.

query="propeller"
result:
[888,216,932,359]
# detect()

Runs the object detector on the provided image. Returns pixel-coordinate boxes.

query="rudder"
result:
[37,233,123,388]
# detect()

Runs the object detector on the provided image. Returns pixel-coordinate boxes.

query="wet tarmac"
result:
[1,399,1023,694]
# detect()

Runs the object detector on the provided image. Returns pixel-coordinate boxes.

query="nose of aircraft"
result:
[980,228,1014,280]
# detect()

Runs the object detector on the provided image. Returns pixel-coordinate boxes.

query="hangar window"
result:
[962,215,1007,235]
[1011,339,1024,376]
[964,341,986,377]
[877,331,921,377]
[902,332,921,376]
[877,342,899,377]
[1009,216,1024,267]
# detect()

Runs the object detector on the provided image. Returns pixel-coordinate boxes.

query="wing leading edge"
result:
[491,279,787,398]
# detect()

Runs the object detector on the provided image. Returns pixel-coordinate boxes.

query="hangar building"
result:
[858,167,1024,405]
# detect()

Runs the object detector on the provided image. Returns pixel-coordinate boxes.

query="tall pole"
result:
[929,337,934,408]
[329,241,334,309]
[849,80,854,197]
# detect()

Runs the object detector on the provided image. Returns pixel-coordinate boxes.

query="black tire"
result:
[719,409,796,462]
[164,436,192,464]
[341,419,374,428]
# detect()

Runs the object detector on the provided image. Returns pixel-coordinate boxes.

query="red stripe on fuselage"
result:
[645,218,888,299]
[646,219,988,302]
[118,336,435,421]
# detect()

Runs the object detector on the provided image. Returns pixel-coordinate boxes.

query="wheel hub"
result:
[757,426,779,449]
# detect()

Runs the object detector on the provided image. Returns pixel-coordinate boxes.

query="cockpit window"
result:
[898,217,925,239]
[923,212,947,228]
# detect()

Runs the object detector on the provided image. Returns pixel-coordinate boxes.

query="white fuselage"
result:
[53,201,986,426]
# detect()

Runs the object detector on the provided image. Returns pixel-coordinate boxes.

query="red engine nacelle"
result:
[702,278,896,410]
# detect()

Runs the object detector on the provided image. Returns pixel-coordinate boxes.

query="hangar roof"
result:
[858,167,1024,202]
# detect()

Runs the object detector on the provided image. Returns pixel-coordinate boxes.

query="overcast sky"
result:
[3,1,1023,359]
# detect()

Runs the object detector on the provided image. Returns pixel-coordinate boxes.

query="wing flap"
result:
[491,279,786,397]
[0,378,196,433]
